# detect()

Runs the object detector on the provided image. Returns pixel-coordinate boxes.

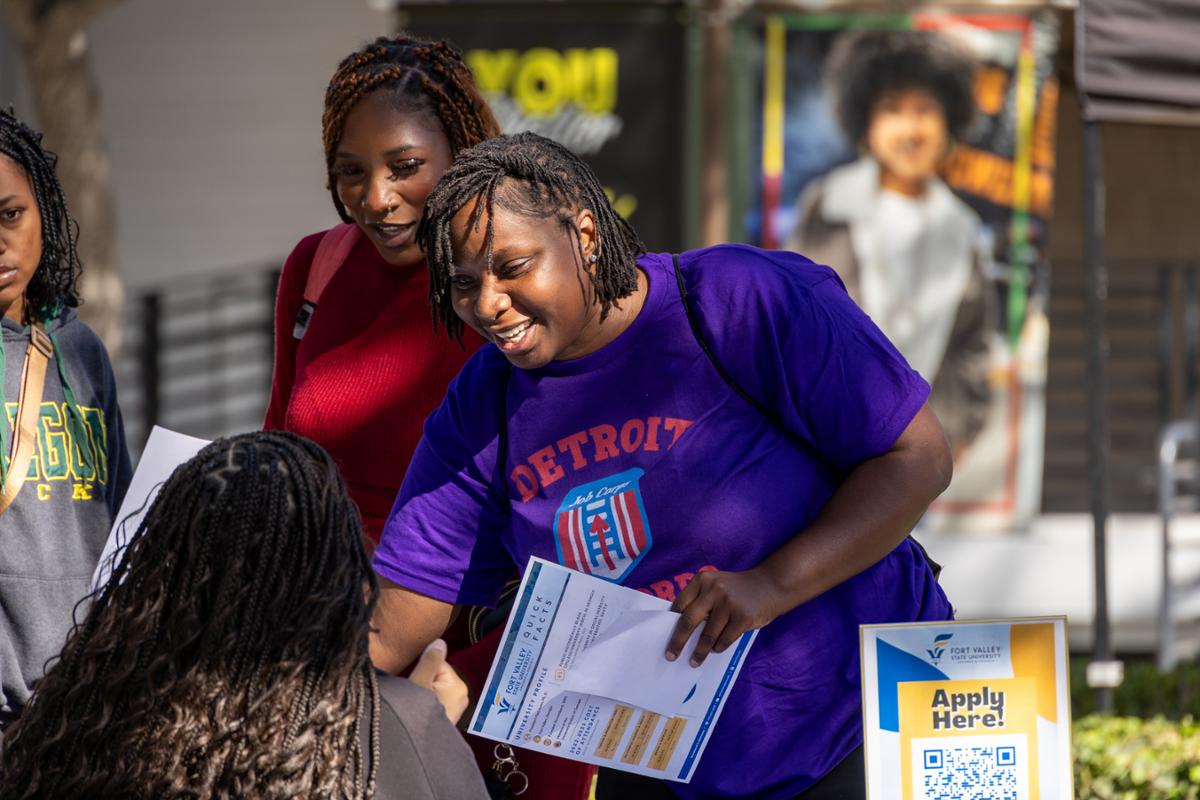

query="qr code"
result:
[912,735,1029,800]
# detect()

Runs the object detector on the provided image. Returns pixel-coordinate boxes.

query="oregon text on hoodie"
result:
[0,309,132,717]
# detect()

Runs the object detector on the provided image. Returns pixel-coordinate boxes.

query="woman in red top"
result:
[265,34,497,544]
[265,34,594,800]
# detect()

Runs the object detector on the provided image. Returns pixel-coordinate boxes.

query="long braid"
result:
[321,34,500,222]
[0,108,82,324]
[0,432,381,799]
[420,132,645,342]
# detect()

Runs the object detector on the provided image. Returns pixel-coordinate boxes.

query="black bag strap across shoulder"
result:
[671,253,789,432]
[669,253,943,580]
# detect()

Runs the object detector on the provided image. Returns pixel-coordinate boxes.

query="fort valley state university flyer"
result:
[468,557,757,782]
[860,617,1072,800]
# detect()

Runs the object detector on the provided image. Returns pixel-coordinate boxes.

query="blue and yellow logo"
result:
[927,633,954,665]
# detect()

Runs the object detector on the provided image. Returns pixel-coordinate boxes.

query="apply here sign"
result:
[860,617,1072,800]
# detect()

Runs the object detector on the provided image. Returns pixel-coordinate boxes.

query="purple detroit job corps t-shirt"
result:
[375,244,952,799]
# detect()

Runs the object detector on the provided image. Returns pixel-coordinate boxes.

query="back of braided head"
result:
[0,431,379,799]
[322,33,500,223]
[0,108,82,324]
[420,131,645,342]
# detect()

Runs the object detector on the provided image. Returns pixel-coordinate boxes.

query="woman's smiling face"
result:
[448,193,608,370]
[332,90,452,269]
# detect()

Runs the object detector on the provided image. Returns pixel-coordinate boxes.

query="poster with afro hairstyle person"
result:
[744,10,1060,530]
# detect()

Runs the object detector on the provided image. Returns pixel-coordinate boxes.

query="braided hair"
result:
[0,108,82,324]
[827,29,977,146]
[0,432,381,799]
[421,132,645,342]
[322,33,500,223]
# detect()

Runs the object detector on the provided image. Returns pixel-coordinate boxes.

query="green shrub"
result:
[1074,715,1200,799]
[1071,657,1200,720]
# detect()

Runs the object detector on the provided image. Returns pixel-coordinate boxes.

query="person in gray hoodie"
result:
[0,109,132,731]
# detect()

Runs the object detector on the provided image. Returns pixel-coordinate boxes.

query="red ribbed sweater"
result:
[265,230,482,543]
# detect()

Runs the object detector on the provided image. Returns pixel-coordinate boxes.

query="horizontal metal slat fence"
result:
[117,265,280,456]
[1043,258,1200,512]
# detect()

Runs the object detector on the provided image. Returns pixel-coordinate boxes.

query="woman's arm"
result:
[370,575,456,674]
[370,357,516,673]
[666,402,951,666]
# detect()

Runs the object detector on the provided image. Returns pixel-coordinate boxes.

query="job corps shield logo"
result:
[554,468,652,582]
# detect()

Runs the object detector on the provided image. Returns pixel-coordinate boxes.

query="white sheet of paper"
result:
[90,426,210,592]
[468,557,757,783]
[557,608,733,717]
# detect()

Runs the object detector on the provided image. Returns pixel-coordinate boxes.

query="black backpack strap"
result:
[466,365,522,644]
[672,253,787,430]
[670,252,942,581]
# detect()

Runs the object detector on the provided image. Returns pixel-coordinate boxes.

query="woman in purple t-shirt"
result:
[370,132,954,799]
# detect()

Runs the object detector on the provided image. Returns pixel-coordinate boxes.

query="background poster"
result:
[401,3,687,252]
[748,11,1060,529]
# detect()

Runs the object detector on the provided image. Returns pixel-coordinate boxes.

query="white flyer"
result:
[468,557,757,782]
[90,426,210,591]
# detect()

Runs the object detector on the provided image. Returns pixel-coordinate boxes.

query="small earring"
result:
[588,253,598,264]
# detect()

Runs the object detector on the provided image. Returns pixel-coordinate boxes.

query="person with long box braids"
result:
[0,431,489,799]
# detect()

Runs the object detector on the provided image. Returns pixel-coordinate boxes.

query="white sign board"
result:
[860,617,1073,800]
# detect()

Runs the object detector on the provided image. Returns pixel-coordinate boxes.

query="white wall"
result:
[87,0,394,288]
[923,513,1200,658]
[0,19,34,121]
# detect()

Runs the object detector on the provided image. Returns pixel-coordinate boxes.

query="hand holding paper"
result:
[558,609,739,717]
[469,558,757,783]
[666,566,787,666]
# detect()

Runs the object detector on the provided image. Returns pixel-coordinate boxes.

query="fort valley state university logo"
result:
[554,468,652,582]
[927,633,954,665]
